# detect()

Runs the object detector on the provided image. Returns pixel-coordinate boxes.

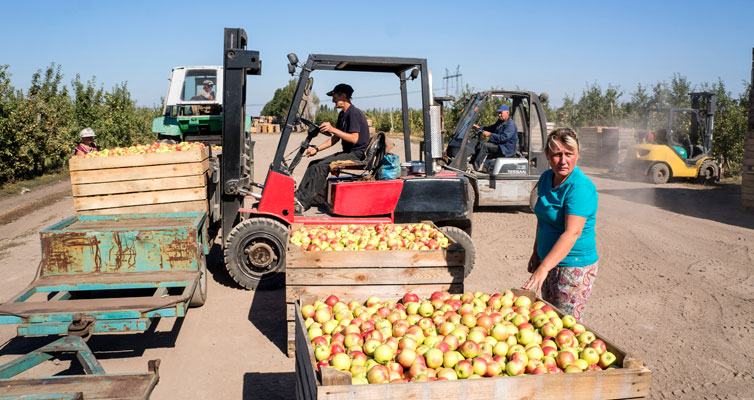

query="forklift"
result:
[441,90,551,209]
[215,48,475,290]
[626,92,721,184]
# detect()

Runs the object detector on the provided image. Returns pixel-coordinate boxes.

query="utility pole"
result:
[442,65,462,96]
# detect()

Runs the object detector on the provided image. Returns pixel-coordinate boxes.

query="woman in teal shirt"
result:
[522,128,598,321]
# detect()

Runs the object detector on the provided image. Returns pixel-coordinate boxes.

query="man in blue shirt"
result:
[470,105,518,171]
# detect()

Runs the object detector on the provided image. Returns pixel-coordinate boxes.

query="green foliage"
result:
[0,63,160,185]
[262,79,297,117]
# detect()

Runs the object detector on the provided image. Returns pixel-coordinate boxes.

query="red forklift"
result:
[215,30,475,290]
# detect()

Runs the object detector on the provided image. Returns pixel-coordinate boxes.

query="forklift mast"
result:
[690,92,716,151]
[221,28,261,244]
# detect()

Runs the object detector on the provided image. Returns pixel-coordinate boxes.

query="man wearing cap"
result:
[197,80,215,100]
[74,127,99,156]
[470,104,518,171]
[294,83,370,212]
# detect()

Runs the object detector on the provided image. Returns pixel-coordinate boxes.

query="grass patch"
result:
[0,170,70,199]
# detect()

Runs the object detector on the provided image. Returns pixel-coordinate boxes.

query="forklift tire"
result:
[697,159,720,185]
[224,217,288,291]
[189,256,208,307]
[528,183,539,213]
[648,163,670,184]
[439,226,476,278]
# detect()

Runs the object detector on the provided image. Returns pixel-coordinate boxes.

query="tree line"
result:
[264,73,750,176]
[0,63,159,184]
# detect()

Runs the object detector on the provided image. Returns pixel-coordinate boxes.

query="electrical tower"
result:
[443,65,462,96]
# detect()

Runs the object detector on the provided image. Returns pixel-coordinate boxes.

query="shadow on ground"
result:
[598,185,754,229]
[243,372,296,399]
[248,288,287,355]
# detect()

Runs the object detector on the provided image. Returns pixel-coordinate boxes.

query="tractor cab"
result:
[443,90,550,208]
[152,66,228,144]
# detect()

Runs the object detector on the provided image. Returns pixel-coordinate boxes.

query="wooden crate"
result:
[294,290,652,400]
[69,147,210,215]
[285,222,465,357]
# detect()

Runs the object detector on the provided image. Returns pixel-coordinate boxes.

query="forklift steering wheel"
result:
[299,117,331,137]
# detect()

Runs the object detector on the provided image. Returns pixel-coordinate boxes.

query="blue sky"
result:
[2,0,753,115]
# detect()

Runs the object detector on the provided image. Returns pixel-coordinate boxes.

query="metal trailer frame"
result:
[0,336,159,399]
[0,212,208,337]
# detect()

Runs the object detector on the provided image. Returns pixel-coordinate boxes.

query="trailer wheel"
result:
[189,256,207,307]
[440,226,476,278]
[648,163,670,184]
[224,217,288,290]
[528,182,539,213]
[696,159,719,185]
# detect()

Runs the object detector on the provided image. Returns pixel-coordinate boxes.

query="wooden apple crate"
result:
[69,147,210,215]
[285,222,465,358]
[293,289,651,400]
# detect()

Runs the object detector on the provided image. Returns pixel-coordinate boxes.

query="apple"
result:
[367,365,390,384]
[485,360,503,377]
[589,339,607,355]
[325,294,340,307]
[424,348,444,369]
[580,347,600,365]
[301,304,316,319]
[561,315,576,329]
[565,364,582,373]
[350,351,367,367]
[314,344,331,361]
[460,340,479,359]
[599,351,617,369]
[454,360,474,379]
[472,357,488,376]
[493,341,509,357]
[578,331,596,346]
[572,359,588,371]
[556,350,576,369]
[505,359,525,376]
[443,350,461,368]
[436,367,459,380]
[330,352,351,371]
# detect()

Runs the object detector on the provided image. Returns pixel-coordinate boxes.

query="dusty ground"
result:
[1,133,753,399]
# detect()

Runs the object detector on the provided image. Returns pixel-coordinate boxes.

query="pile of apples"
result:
[84,141,205,158]
[302,291,618,385]
[290,223,450,251]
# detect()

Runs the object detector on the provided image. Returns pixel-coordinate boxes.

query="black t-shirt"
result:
[336,105,370,159]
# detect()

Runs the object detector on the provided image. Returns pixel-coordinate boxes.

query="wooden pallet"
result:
[69,148,210,215]
[294,290,652,400]
[285,222,465,358]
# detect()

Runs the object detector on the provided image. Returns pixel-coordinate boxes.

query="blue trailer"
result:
[0,212,208,398]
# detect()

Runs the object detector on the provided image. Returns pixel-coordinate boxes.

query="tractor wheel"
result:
[439,226,476,278]
[528,182,539,213]
[467,182,478,209]
[189,256,208,307]
[648,163,670,184]
[224,217,288,290]
[697,159,720,185]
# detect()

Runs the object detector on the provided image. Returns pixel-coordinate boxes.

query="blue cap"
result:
[496,105,510,113]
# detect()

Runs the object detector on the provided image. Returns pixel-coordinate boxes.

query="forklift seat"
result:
[329,132,387,179]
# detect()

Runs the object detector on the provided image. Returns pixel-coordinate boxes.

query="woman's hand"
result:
[522,265,550,292]
[527,252,540,273]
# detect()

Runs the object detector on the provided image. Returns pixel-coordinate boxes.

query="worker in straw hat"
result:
[74,127,99,156]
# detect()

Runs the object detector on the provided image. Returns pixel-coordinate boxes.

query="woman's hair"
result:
[546,128,579,154]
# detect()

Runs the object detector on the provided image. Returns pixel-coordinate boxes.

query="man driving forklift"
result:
[294,83,371,212]
[470,104,518,171]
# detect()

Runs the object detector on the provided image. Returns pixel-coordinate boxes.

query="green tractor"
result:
[152,66,251,143]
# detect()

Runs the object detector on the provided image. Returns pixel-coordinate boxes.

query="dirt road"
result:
[1,133,753,399]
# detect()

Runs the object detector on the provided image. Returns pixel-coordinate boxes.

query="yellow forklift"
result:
[626,92,721,184]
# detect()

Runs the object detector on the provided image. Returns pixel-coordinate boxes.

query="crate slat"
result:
[70,159,209,185]
[69,147,209,171]
[287,249,464,268]
[74,187,207,211]
[75,200,208,216]
[72,175,207,197]
[287,267,464,286]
